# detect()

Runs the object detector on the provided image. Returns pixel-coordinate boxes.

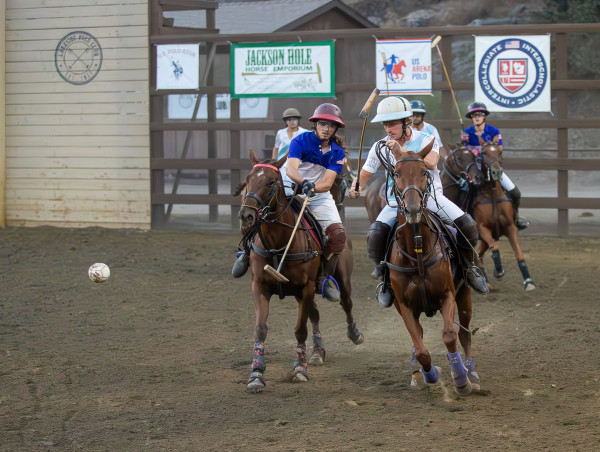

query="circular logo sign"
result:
[478,38,548,109]
[55,31,103,85]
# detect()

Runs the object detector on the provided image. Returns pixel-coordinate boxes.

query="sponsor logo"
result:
[478,38,547,108]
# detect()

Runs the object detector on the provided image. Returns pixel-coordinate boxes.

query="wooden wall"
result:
[4,0,150,229]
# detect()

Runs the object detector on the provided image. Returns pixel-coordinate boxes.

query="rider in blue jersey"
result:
[461,101,529,230]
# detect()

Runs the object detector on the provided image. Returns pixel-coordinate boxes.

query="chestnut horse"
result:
[383,143,478,395]
[238,149,363,392]
[472,143,536,291]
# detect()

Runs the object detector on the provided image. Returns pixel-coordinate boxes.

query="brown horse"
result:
[472,143,536,291]
[238,149,363,392]
[384,143,478,396]
[363,173,387,224]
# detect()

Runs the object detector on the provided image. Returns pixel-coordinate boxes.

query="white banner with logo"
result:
[167,94,269,119]
[156,44,199,90]
[231,42,334,98]
[475,35,551,112]
[375,39,432,95]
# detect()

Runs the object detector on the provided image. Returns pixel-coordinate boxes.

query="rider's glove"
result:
[460,133,469,142]
[301,179,316,198]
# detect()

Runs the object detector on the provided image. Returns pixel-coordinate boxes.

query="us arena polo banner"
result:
[375,39,432,95]
[231,42,334,98]
[475,35,551,112]
[156,44,200,90]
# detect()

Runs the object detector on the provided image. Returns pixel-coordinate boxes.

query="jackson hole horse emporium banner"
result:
[375,39,432,96]
[475,35,551,112]
[231,42,334,98]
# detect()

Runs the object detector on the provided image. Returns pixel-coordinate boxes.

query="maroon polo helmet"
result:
[308,103,345,128]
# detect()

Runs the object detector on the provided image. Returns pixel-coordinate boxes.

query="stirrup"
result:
[232,251,250,278]
[321,277,340,302]
[375,282,394,308]
[466,266,489,294]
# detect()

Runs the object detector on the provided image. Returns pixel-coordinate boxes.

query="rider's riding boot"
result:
[508,187,529,230]
[368,221,391,281]
[368,221,393,305]
[454,214,489,295]
[321,253,341,302]
[232,249,250,278]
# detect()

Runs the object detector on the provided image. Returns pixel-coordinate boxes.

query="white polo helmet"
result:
[371,96,413,123]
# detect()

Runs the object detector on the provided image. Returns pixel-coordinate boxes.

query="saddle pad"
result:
[290,197,323,251]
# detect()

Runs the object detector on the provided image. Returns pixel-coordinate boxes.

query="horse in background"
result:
[238,150,363,392]
[381,142,479,395]
[440,144,485,212]
[472,142,536,291]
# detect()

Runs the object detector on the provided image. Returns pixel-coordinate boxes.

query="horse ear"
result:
[249,148,259,165]
[418,138,434,160]
[275,151,288,168]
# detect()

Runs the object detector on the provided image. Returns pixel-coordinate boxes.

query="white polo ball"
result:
[88,263,110,283]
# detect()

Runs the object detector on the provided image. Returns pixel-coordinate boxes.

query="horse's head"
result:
[480,142,503,182]
[390,142,432,224]
[238,149,287,233]
[451,145,484,187]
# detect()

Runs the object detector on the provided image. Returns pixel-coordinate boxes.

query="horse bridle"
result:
[241,164,291,223]
[479,142,503,182]
[442,148,479,188]
[392,157,432,215]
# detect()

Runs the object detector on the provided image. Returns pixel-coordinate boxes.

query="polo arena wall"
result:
[3,0,150,229]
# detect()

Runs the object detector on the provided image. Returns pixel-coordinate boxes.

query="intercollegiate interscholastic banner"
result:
[156,44,199,90]
[475,35,551,112]
[231,42,334,98]
[375,39,432,95]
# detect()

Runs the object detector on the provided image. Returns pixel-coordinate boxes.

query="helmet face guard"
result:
[466,102,489,118]
[309,103,345,128]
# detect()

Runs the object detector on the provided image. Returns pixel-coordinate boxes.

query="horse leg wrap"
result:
[292,346,308,379]
[447,351,469,388]
[421,365,440,384]
[518,259,532,283]
[464,357,480,389]
[251,342,265,373]
[491,249,503,274]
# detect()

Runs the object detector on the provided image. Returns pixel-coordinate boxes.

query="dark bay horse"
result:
[238,149,363,392]
[472,143,536,291]
[440,144,485,211]
[364,173,387,224]
[384,143,478,396]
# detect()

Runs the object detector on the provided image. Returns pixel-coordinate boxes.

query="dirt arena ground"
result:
[1,226,599,451]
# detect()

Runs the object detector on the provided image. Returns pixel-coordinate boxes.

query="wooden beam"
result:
[0,0,5,227]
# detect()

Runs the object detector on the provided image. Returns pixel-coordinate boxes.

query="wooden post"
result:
[230,96,241,230]
[440,36,454,150]
[0,0,5,227]
[556,33,569,236]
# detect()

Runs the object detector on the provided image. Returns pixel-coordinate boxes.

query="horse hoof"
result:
[454,379,472,397]
[493,269,505,279]
[349,333,364,345]
[247,378,265,393]
[410,371,426,390]
[524,282,537,291]
[309,352,324,365]
[292,367,308,382]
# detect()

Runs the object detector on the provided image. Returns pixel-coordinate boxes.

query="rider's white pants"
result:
[285,188,341,229]
[376,190,465,227]
[500,173,516,191]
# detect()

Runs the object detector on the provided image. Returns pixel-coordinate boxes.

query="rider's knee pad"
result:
[454,213,478,248]
[508,187,521,207]
[367,221,391,262]
[325,223,346,254]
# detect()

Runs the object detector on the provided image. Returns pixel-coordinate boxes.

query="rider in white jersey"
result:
[410,99,447,159]
[349,97,489,306]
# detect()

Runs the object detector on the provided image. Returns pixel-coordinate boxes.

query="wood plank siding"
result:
[4,0,150,228]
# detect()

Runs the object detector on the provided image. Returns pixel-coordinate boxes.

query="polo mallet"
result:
[263,195,310,283]
[381,52,390,95]
[355,88,381,192]
[431,35,464,132]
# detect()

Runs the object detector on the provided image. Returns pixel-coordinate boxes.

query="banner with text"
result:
[231,42,334,98]
[156,44,199,90]
[475,35,551,112]
[375,39,432,95]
